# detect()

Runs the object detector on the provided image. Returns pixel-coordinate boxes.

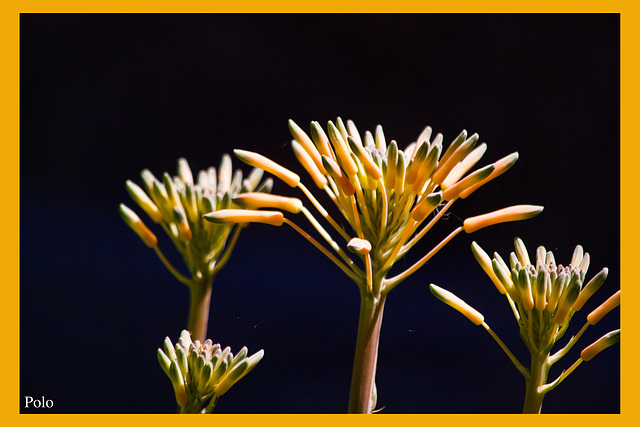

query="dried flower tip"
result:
[573,267,609,311]
[581,329,620,361]
[233,192,303,214]
[203,209,284,226]
[119,204,158,248]
[463,205,544,234]
[429,284,484,325]
[234,149,300,187]
[587,290,620,325]
[471,241,506,294]
[347,237,372,254]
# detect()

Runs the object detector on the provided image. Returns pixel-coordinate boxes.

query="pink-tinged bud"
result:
[580,329,620,361]
[463,205,544,234]
[587,290,620,325]
[203,209,284,226]
[234,149,300,188]
[429,284,484,326]
[233,192,303,214]
[347,237,372,254]
[119,204,158,248]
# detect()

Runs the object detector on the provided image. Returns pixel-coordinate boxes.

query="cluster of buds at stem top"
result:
[119,156,272,287]
[204,118,543,294]
[430,237,619,409]
[157,330,264,413]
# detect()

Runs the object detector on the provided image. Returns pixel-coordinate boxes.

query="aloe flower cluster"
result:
[119,156,272,341]
[204,118,542,413]
[430,238,620,413]
[157,330,264,413]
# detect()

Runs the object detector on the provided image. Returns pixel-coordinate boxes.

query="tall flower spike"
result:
[226,118,540,413]
[433,237,619,413]
[120,157,271,342]
[157,330,264,413]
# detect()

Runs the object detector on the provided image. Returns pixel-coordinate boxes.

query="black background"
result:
[20,14,620,413]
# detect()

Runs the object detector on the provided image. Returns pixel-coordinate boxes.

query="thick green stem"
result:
[348,284,387,414]
[522,351,550,413]
[187,277,213,343]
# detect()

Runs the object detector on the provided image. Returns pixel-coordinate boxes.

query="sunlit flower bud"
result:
[405,140,430,186]
[289,119,326,174]
[310,121,335,160]
[512,237,530,266]
[554,280,581,324]
[578,252,590,277]
[169,360,188,406]
[346,119,363,145]
[517,268,535,311]
[177,157,194,187]
[217,154,233,193]
[173,206,192,243]
[438,129,467,166]
[256,177,274,194]
[571,245,584,267]
[441,143,487,190]
[126,180,164,223]
[233,192,303,214]
[536,245,547,265]
[433,133,478,185]
[157,348,172,376]
[492,258,519,302]
[471,241,506,294]
[573,268,608,311]
[395,151,406,195]
[214,350,264,396]
[163,173,181,208]
[335,117,350,141]
[234,149,300,187]
[442,164,494,201]
[140,168,159,194]
[581,329,620,361]
[410,192,442,222]
[203,209,284,226]
[587,290,620,325]
[546,250,556,268]
[175,344,189,378]
[327,121,359,177]
[198,362,214,393]
[429,284,484,325]
[459,152,519,199]
[411,143,441,192]
[348,136,383,180]
[385,140,399,191]
[347,237,372,254]
[413,126,433,157]
[535,266,549,311]
[119,204,158,248]
[183,185,199,223]
[463,205,544,234]
[292,140,328,188]
[322,155,356,196]
[375,124,386,150]
[245,168,265,192]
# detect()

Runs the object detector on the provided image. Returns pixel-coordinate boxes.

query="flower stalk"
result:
[431,238,620,413]
[120,157,272,342]
[207,118,541,412]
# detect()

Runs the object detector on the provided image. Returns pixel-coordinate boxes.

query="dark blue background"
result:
[20,14,620,413]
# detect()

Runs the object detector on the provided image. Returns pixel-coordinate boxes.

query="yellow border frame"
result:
[4,2,634,427]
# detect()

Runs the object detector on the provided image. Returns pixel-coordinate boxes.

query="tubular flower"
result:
[432,238,620,413]
[157,330,264,413]
[120,156,272,341]
[218,118,541,413]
